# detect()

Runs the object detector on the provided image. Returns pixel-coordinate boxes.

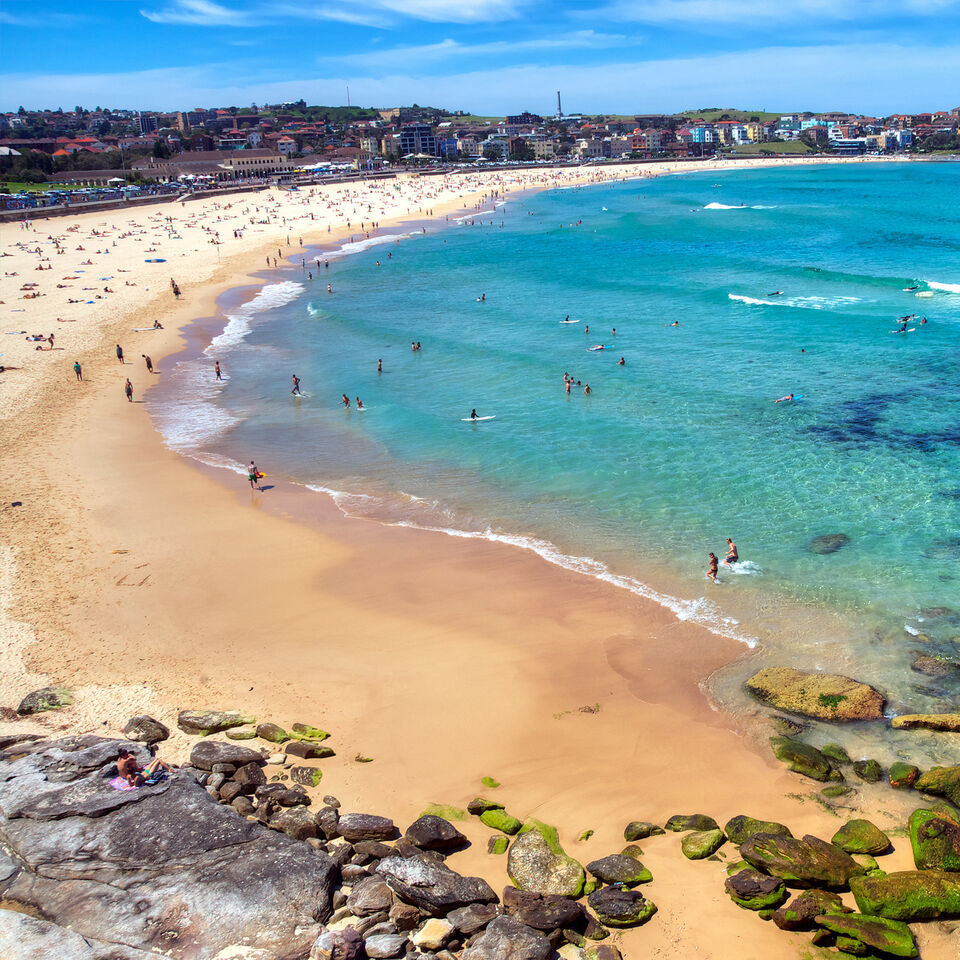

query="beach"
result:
[1,154,951,959]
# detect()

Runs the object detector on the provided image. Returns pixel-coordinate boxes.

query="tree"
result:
[482,146,502,161]
[17,106,26,115]
[152,139,171,159]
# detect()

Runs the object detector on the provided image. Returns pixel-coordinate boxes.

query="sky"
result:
[1,0,959,115]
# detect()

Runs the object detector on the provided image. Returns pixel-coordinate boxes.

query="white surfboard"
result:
[462,415,496,422]
[560,319,580,324]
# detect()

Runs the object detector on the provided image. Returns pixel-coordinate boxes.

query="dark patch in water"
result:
[807,533,850,555]
[923,540,960,562]
[939,490,960,500]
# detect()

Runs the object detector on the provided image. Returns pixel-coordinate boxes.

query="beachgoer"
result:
[342,394,350,408]
[124,378,133,402]
[327,284,332,294]
[356,397,363,409]
[707,552,719,583]
[670,321,679,327]
[612,327,616,336]
[565,380,571,393]
[377,358,382,373]
[618,356,625,365]
[584,384,591,394]
[470,409,478,419]
[723,538,738,565]
[291,374,302,396]
[117,749,173,787]
[73,361,82,381]
[584,325,589,335]
[116,344,124,363]
[774,394,794,403]
[153,320,163,329]
[416,341,421,351]
[142,354,153,373]
[248,461,262,490]
[214,361,222,381]
[411,341,416,352]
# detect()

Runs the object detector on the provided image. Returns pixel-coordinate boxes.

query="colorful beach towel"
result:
[109,776,136,791]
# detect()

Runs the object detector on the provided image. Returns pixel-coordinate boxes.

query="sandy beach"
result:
[1,154,946,959]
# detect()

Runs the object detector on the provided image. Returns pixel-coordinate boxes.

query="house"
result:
[276,136,297,156]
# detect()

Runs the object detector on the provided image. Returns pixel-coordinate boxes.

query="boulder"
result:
[338,814,396,842]
[769,737,833,781]
[910,652,959,678]
[406,815,468,852]
[390,901,423,932]
[189,739,264,771]
[892,713,960,732]
[814,915,918,958]
[16,686,73,716]
[664,814,718,832]
[461,915,551,960]
[889,763,920,789]
[586,888,657,928]
[507,822,585,898]
[740,833,865,888]
[233,761,267,792]
[311,927,364,960]
[286,741,335,760]
[291,766,324,788]
[480,808,523,835]
[348,876,396,916]
[121,716,170,744]
[448,902,502,936]
[915,765,960,806]
[908,805,960,871]
[291,723,330,741]
[850,870,960,920]
[502,886,585,931]
[831,820,890,855]
[411,918,453,950]
[821,743,852,766]
[723,815,792,845]
[256,722,290,743]
[623,821,663,841]
[585,854,652,886]
[364,934,408,958]
[468,797,504,815]
[177,709,254,736]
[746,668,884,721]
[807,533,850,554]
[681,828,725,860]
[0,735,338,958]
[620,844,644,859]
[269,804,318,840]
[0,910,159,960]
[853,759,883,783]
[376,853,498,916]
[316,806,340,839]
[723,869,787,910]
[772,889,849,930]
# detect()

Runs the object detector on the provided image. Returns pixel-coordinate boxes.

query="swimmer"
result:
[378,358,382,372]
[341,394,350,408]
[356,397,363,409]
[707,552,718,583]
[669,321,679,327]
[584,384,591,395]
[327,284,332,294]
[618,356,625,365]
[723,538,738,566]
[774,394,794,403]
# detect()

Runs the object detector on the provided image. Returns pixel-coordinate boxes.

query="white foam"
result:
[152,359,240,452]
[728,293,862,310]
[704,202,776,210]
[205,280,304,356]
[327,232,416,258]
[926,280,960,294]
[729,294,781,306]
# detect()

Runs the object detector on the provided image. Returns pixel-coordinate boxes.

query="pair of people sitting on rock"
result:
[116,750,174,787]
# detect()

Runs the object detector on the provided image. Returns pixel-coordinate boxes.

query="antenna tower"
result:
[557,90,562,119]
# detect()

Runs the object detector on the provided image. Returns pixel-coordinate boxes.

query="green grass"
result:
[0,181,88,194]
[686,108,782,122]
[728,141,815,155]
[441,115,500,125]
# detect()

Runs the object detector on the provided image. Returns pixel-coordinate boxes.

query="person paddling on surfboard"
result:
[470,409,478,420]
[774,394,794,403]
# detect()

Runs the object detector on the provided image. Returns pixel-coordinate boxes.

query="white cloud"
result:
[141,0,252,26]
[595,0,960,23]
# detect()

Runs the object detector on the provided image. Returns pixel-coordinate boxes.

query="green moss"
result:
[822,785,853,798]
[818,694,848,711]
[225,726,257,740]
[621,844,644,859]
[488,835,509,855]
[290,723,330,741]
[583,878,600,896]
[888,763,920,789]
[481,776,501,788]
[578,829,594,842]
[480,808,523,835]
[419,802,468,822]
[468,797,504,815]
[354,754,373,763]
[681,828,725,860]
[518,818,564,852]
[822,743,852,765]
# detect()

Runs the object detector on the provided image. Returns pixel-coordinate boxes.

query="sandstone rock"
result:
[853,759,883,782]
[121,716,170,744]
[231,795,255,817]
[256,783,309,807]
[256,722,290,743]
[910,652,959,678]
[502,886,586,931]
[177,709,254,736]
[892,713,960,732]
[286,741,336,760]
[664,813,718,832]
[681,828,725,860]
[468,797,504,815]
[449,902,502,935]
[746,668,884,721]
[831,820,889,855]
[189,739,264,771]
[807,533,850,554]
[390,901,423,932]
[16,686,73,716]
[461,915,551,960]
[909,805,960,871]
[586,888,657,928]
[724,869,787,910]
[814,914,918,958]
[740,833,865,888]
[0,733,45,753]
[354,840,393,860]
[915,765,960,806]
[724,815,792,845]
[769,737,833,781]
[585,854,651,886]
[489,835,509,855]
[623,821,663,841]
[233,761,267,792]
[364,934,408,958]
[851,870,960,920]
[349,876,396,916]
[406,815,468,852]
[0,910,159,960]
[888,762,920,788]
[316,806,340,840]
[772,888,849,930]
[620,844,644,859]
[376,853,498,916]
[339,814,396,842]
[412,918,454,950]
[507,822,585,898]
[311,927,364,960]
[218,780,242,803]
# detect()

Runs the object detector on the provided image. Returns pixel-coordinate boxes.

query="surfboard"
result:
[131,327,158,331]
[560,320,580,324]
[915,291,933,298]
[462,416,496,422]
[889,328,916,333]
[144,258,166,263]
[587,346,605,351]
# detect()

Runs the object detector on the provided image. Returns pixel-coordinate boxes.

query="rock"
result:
[311,927,364,960]
[586,888,657,928]
[909,804,960,871]
[291,765,324,788]
[354,840,392,859]
[256,783,310,807]
[218,780,243,803]
[747,668,884,721]
[390,901,423,931]
[255,722,289,743]
[772,889,849,930]
[889,763,920,789]
[915,765,960,806]
[286,741,336,760]
[376,853,498,916]
[585,946,621,960]
[769,737,833,781]
[349,876,397,916]
[620,844,644,859]
[338,814,396,842]
[121,716,169,744]
[234,761,267,792]
[723,815,793,845]
[16,686,74,716]
[489,836,509,855]
[851,870,960,920]
[291,723,331,741]
[502,886,585,931]
[189,739,264,771]
[814,915,918,958]
[831,820,890,855]
[772,715,808,736]
[740,833,865,888]
[623,821,663,841]
[821,743,852,765]
[364,934,408,958]
[0,735,338,957]
[231,795,255,817]
[406,815,468,852]
[0,733,45,754]
[681,828,725,860]
[807,533,850,554]
[177,709,254,736]
[910,652,959,678]
[412,918,454,949]
[316,805,340,839]
[480,808,523,835]
[269,804,318,840]
[0,910,160,960]
[507,822,585,898]
[664,813,718,832]
[420,802,468,822]
[586,854,652,886]
[468,797,504,815]
[724,869,787,910]
[822,785,853,798]
[853,759,883,783]
[461,915,551,960]
[449,902,502,936]
[893,713,960,732]
[835,934,870,955]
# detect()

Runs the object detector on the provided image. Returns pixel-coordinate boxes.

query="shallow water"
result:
[152,162,960,760]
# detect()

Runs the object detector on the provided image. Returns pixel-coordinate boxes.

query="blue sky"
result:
[1,0,958,114]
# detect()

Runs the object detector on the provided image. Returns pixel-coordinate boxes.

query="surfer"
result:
[898,321,908,333]
[774,394,794,403]
[904,285,919,291]
[723,538,739,566]
[767,291,784,296]
[470,409,478,420]
[341,394,350,408]
[291,374,302,396]
[707,553,719,583]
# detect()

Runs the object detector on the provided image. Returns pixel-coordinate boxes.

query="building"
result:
[574,138,604,158]
[399,123,438,157]
[276,136,297,156]
[137,113,159,134]
[530,139,556,160]
[457,136,479,157]
[133,149,297,181]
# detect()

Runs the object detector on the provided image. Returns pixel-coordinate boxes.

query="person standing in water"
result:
[342,394,350,408]
[291,374,302,396]
[723,538,738,566]
[707,552,719,583]
[377,358,382,373]
[584,384,591,395]
[214,361,222,381]
[356,397,363,409]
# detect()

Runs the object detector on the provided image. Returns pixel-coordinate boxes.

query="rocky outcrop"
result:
[376,852,498,916]
[0,910,159,960]
[16,686,73,716]
[850,870,960,920]
[892,713,960,732]
[807,533,850,554]
[915,765,960,806]
[0,735,337,959]
[908,805,960,871]
[724,815,792,845]
[461,915,551,960]
[814,914,918,957]
[740,833,865,888]
[177,709,255,736]
[746,668,885,721]
[771,889,849,930]
[507,822,585,898]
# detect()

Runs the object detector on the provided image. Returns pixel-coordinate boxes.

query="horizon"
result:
[1,0,959,115]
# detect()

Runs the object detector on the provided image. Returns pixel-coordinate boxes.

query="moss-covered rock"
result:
[664,813,718,832]
[908,804,960,871]
[850,870,960,920]
[770,737,833,781]
[852,854,879,873]
[772,889,849,930]
[289,765,323,787]
[224,726,257,740]
[892,713,960,732]
[915,765,960,806]
[822,785,854,798]
[888,763,920,789]
[586,888,656,928]
[481,776,500,788]
[586,854,652,887]
[507,821,585,898]
[488,835,509,855]
[723,815,792,845]
[814,914,918,958]
[623,821,664,841]
[726,860,752,876]
[468,797,505,815]
[620,844,644,859]
[681,828,725,860]
[831,820,890,855]
[724,869,787,910]
[480,808,522,835]
[177,709,255,736]
[16,686,74,716]
[822,743,852,765]
[419,802,468,822]
[740,833,865,888]
[290,723,330,741]
[256,722,289,743]
[834,935,869,955]
[853,759,883,783]
[746,668,885,721]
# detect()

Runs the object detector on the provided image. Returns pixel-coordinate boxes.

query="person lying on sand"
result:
[116,749,173,787]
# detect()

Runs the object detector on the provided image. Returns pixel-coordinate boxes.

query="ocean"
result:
[152,161,960,759]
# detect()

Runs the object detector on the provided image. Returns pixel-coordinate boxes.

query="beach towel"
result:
[109,776,136,791]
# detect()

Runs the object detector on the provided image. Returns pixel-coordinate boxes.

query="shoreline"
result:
[1,154,948,959]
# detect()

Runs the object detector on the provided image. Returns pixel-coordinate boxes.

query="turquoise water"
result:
[155,162,960,727]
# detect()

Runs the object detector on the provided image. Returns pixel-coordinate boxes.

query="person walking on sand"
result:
[124,378,133,402]
[707,552,719,583]
[142,354,153,374]
[248,461,262,490]
[116,344,124,364]
[214,361,222,381]
[73,360,82,382]
[723,538,739,566]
